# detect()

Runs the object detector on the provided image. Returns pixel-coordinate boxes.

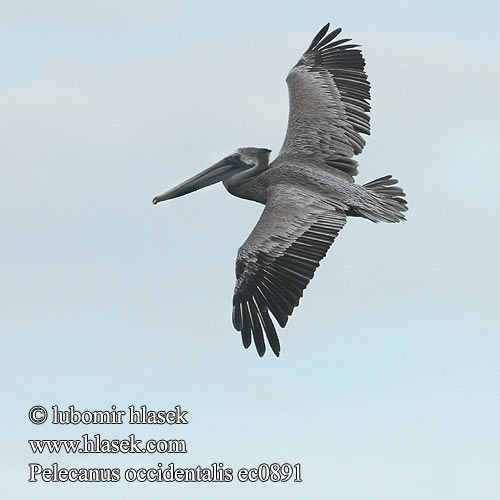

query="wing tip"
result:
[233,295,283,358]
[307,23,331,52]
[307,23,344,53]
[241,333,251,349]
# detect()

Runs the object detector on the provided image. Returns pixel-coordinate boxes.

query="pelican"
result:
[153,23,407,357]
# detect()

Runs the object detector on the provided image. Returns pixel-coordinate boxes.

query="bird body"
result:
[153,23,408,357]
[226,155,404,221]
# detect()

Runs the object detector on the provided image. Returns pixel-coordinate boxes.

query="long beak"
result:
[152,158,235,204]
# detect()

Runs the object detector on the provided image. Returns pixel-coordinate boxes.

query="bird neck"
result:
[223,162,268,204]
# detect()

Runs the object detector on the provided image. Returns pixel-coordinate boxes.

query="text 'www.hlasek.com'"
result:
[27,404,302,484]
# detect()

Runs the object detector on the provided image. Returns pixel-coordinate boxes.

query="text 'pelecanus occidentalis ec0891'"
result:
[153,23,408,358]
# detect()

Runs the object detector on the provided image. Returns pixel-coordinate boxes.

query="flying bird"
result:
[153,23,407,357]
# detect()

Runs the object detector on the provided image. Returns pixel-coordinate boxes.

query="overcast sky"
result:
[3,1,500,498]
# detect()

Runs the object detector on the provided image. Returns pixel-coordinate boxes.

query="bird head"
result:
[152,147,271,204]
[232,147,271,168]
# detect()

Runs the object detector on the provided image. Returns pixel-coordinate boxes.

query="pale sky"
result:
[3,1,500,498]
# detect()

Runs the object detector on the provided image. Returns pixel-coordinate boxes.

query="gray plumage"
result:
[153,23,408,357]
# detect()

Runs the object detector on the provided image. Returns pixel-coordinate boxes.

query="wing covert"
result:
[232,185,348,357]
[278,23,371,177]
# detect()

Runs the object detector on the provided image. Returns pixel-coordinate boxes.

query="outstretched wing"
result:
[277,23,371,177]
[232,185,348,357]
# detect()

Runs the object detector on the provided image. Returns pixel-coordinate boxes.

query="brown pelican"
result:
[153,23,407,357]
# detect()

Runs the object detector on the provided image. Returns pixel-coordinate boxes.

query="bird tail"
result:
[357,175,408,223]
